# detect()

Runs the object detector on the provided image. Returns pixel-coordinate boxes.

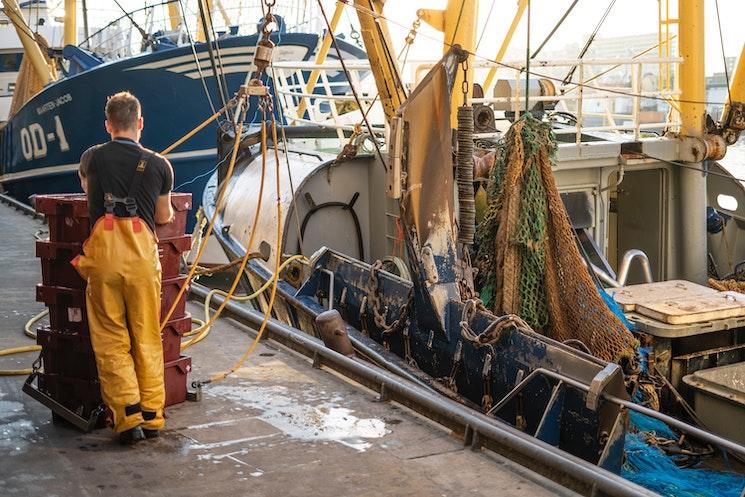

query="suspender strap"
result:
[98,148,154,231]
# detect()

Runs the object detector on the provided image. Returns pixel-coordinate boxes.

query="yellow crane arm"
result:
[2,0,54,84]
[719,43,745,145]
[351,0,406,122]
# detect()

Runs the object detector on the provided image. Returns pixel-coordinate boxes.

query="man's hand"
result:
[154,192,174,225]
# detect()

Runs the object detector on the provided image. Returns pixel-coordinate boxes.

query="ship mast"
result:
[64,0,77,45]
[2,0,54,84]
[677,0,707,283]
[418,0,478,126]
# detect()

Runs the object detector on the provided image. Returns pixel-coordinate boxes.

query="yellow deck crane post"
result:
[2,0,55,85]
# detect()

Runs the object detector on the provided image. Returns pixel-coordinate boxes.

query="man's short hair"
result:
[105,91,140,131]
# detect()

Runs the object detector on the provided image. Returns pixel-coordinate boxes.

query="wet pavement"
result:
[0,201,577,497]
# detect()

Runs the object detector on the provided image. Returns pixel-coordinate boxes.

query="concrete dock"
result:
[0,201,577,497]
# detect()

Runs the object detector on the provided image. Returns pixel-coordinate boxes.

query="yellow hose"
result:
[181,254,307,350]
[159,101,246,330]
[0,309,47,376]
[207,113,286,384]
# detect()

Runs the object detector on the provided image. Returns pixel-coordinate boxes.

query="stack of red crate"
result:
[34,193,194,423]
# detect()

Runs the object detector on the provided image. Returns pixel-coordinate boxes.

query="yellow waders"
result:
[73,152,165,433]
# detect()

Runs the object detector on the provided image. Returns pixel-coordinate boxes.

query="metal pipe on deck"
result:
[191,284,659,497]
[677,0,707,283]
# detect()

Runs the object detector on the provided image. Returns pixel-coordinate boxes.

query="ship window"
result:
[0,53,22,72]
[717,194,738,212]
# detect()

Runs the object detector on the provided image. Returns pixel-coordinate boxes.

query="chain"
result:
[368,260,413,336]
[481,352,493,411]
[404,17,421,46]
[461,58,469,106]
[31,352,42,374]
[349,26,363,48]
[444,341,463,392]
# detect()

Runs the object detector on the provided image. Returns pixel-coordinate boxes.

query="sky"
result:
[60,0,745,76]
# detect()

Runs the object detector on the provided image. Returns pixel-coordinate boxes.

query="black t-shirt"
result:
[79,139,173,233]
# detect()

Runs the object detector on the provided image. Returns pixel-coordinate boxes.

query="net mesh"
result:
[475,115,637,363]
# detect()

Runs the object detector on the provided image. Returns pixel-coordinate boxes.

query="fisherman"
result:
[74,91,175,445]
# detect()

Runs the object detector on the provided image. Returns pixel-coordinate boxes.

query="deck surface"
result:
[0,201,576,497]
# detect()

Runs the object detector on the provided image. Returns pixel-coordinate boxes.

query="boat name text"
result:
[36,94,72,116]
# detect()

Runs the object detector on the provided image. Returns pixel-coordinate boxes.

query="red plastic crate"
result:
[37,236,191,288]
[158,235,192,278]
[162,313,191,362]
[161,274,189,321]
[34,193,192,242]
[38,373,103,418]
[38,275,189,327]
[37,326,97,378]
[35,194,90,243]
[37,285,88,334]
[164,355,192,407]
[36,241,85,289]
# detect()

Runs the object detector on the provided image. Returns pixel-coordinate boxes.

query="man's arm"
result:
[154,156,174,225]
[154,193,174,225]
[78,148,94,193]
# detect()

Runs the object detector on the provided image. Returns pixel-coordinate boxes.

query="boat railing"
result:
[271,59,383,141]
[79,3,327,61]
[272,56,683,145]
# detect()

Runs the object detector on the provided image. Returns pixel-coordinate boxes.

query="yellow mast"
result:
[418,0,478,126]
[196,0,213,42]
[678,0,705,137]
[729,43,745,104]
[677,0,707,283]
[295,1,345,120]
[2,0,54,84]
[351,0,406,122]
[483,0,528,94]
[64,0,77,46]
[168,2,183,30]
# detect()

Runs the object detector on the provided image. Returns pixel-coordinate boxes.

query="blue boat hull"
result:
[0,33,365,228]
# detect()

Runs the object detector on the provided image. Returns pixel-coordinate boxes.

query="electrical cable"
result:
[204,0,232,118]
[641,153,745,183]
[475,0,497,53]
[197,0,230,117]
[159,98,245,329]
[269,62,305,255]
[180,109,268,351]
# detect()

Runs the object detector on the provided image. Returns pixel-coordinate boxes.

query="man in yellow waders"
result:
[74,92,175,445]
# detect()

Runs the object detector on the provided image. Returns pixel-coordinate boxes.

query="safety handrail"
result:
[272,56,682,142]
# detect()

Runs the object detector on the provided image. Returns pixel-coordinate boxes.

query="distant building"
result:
[706,56,736,122]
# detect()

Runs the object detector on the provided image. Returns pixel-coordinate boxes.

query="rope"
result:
[205,110,286,384]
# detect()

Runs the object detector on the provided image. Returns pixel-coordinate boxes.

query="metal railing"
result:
[272,56,682,144]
